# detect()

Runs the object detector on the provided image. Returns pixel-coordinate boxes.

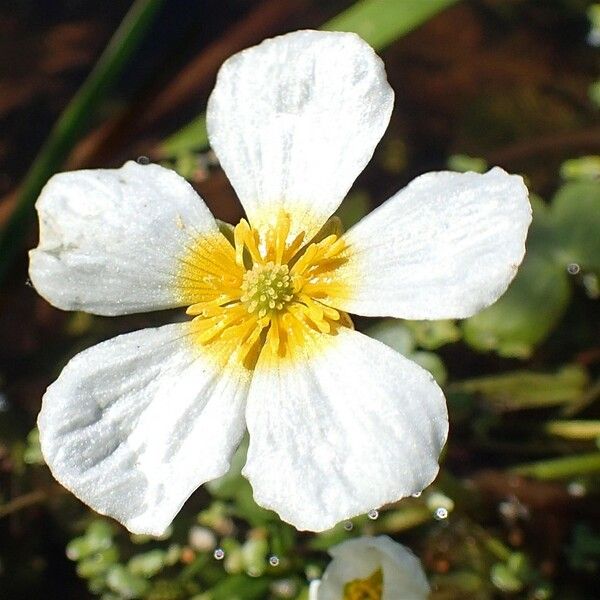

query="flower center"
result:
[178,211,351,368]
[343,568,383,600]
[240,262,294,318]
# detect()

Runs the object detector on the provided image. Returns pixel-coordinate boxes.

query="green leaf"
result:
[404,319,461,350]
[462,252,570,358]
[550,180,600,274]
[207,437,248,500]
[334,191,371,230]
[364,319,415,355]
[447,154,488,173]
[560,156,600,181]
[127,549,167,578]
[23,428,44,465]
[491,563,523,593]
[462,196,571,358]
[76,548,119,579]
[207,574,272,600]
[161,114,208,159]
[450,365,589,411]
[365,319,447,383]
[106,565,150,599]
[241,537,269,577]
[410,351,447,385]
[66,521,115,561]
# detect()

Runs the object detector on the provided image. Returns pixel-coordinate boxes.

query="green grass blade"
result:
[510,453,600,479]
[160,0,459,157]
[0,0,164,283]
[323,0,460,49]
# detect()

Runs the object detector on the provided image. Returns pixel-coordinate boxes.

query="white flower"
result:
[309,535,430,600]
[29,30,531,536]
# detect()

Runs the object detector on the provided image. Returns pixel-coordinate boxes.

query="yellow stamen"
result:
[177,211,351,368]
[343,568,383,600]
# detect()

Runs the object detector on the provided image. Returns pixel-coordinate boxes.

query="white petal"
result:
[29,161,220,316]
[374,536,431,600]
[316,536,429,600]
[207,30,394,240]
[38,323,250,535]
[332,168,532,319]
[242,327,447,531]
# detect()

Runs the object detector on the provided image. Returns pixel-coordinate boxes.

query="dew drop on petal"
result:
[411,491,422,498]
[137,155,150,165]
[567,263,580,275]
[213,548,225,560]
[343,521,354,531]
[367,509,379,520]
[434,507,449,520]
[269,555,280,567]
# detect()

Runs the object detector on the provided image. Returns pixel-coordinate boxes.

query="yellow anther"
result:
[343,568,383,600]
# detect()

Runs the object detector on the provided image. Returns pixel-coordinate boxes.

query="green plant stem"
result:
[510,453,600,479]
[544,419,600,440]
[0,0,164,283]
[323,0,460,49]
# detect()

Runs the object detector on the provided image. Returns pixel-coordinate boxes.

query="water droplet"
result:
[367,509,379,520]
[269,555,280,567]
[411,491,422,498]
[434,507,448,520]
[343,520,354,531]
[213,548,225,560]
[137,155,150,165]
[567,263,580,275]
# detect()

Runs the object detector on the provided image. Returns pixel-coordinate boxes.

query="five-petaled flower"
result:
[309,535,429,600]
[30,30,531,536]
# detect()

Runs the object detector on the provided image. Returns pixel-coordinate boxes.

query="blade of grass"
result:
[0,0,164,283]
[510,453,600,479]
[323,0,460,49]
[544,420,600,440]
[160,0,459,157]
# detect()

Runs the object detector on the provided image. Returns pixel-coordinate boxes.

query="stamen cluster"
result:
[343,568,383,600]
[181,212,349,366]
[241,262,294,318]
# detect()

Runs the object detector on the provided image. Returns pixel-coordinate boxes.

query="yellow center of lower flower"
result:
[343,568,383,600]
[177,211,351,368]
